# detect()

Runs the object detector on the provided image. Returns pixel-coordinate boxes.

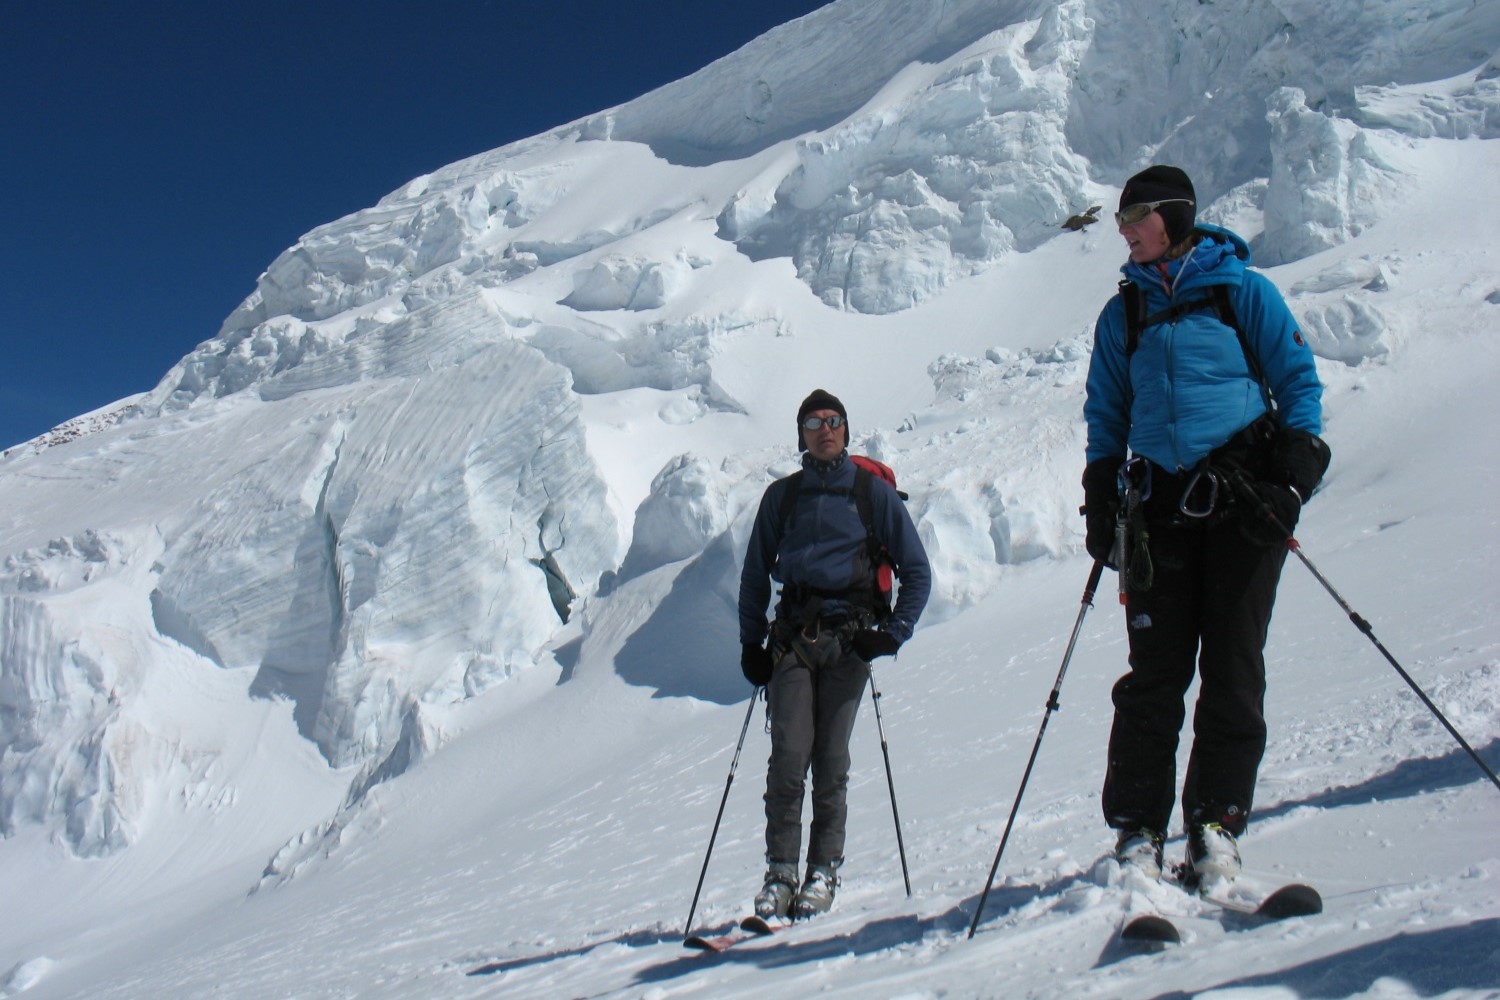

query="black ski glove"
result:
[1082,456,1124,567]
[741,642,773,687]
[1236,481,1301,547]
[1269,427,1332,500]
[851,628,900,662]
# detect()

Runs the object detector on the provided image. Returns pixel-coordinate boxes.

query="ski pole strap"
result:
[1221,468,1291,536]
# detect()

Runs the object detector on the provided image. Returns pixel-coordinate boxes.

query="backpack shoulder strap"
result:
[774,470,804,538]
[780,461,881,541]
[1210,284,1276,417]
[1118,279,1146,356]
[851,464,875,538]
[1118,279,1276,417]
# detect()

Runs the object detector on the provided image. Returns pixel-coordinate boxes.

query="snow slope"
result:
[1,0,1498,997]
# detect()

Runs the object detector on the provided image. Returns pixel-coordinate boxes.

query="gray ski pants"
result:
[763,622,869,866]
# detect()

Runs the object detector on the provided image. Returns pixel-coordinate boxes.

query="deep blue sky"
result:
[1,1,828,450]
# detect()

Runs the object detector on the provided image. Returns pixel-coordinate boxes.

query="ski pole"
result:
[968,560,1105,939]
[683,688,762,937]
[1287,535,1500,792]
[1228,473,1500,794]
[867,663,912,897]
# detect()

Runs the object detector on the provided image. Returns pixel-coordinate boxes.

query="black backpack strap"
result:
[781,466,877,538]
[774,470,804,539]
[1117,279,1275,417]
[1210,284,1276,417]
[851,464,875,539]
[776,464,887,616]
[1119,279,1146,356]
[850,465,895,620]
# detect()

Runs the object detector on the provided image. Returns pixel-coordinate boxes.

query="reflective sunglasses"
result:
[1114,198,1194,228]
[801,414,846,431]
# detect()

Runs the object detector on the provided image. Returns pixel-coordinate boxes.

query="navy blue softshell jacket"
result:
[738,453,931,647]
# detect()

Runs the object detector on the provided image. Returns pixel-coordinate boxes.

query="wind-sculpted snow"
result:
[147,335,617,768]
[617,455,734,582]
[580,0,1051,160]
[0,533,136,856]
[718,14,1093,313]
[562,252,697,312]
[1259,88,1404,266]
[904,340,1092,619]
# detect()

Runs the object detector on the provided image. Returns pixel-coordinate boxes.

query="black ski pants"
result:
[764,621,869,867]
[1102,492,1288,839]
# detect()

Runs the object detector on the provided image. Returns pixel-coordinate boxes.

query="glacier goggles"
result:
[1114,198,1194,228]
[800,414,846,431]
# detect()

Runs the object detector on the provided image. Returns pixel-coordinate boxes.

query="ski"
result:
[682,915,781,953]
[683,930,741,953]
[1114,874,1319,952]
[1119,913,1181,950]
[740,914,779,936]
[1116,883,1317,951]
[1201,881,1322,922]
[1170,859,1322,923]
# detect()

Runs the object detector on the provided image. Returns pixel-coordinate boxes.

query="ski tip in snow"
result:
[1255,882,1322,920]
[739,915,777,935]
[1119,914,1180,949]
[682,915,780,953]
[682,933,737,953]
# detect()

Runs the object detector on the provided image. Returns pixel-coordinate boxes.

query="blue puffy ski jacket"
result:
[739,452,931,646]
[1085,225,1323,470]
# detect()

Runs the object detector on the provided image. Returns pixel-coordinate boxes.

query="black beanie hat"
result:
[796,388,849,451]
[1120,165,1197,246]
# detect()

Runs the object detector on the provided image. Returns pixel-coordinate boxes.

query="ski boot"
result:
[754,861,800,919]
[1114,827,1165,881]
[1187,822,1241,885]
[794,862,839,919]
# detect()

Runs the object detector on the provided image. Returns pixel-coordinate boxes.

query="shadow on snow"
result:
[1257,738,1500,822]
[1156,918,1500,999]
[464,928,676,977]
[613,533,746,704]
[629,906,976,988]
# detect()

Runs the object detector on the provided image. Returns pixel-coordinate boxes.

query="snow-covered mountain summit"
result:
[2,2,1498,997]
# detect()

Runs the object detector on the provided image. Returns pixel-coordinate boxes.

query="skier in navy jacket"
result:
[1082,166,1331,886]
[738,388,930,920]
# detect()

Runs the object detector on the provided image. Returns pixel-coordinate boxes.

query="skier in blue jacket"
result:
[1082,166,1331,886]
[738,388,930,920]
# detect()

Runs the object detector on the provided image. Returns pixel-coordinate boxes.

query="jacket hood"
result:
[1121,223,1251,290]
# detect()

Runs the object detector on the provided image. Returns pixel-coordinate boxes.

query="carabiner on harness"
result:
[1117,456,1153,502]
[1178,466,1223,519]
